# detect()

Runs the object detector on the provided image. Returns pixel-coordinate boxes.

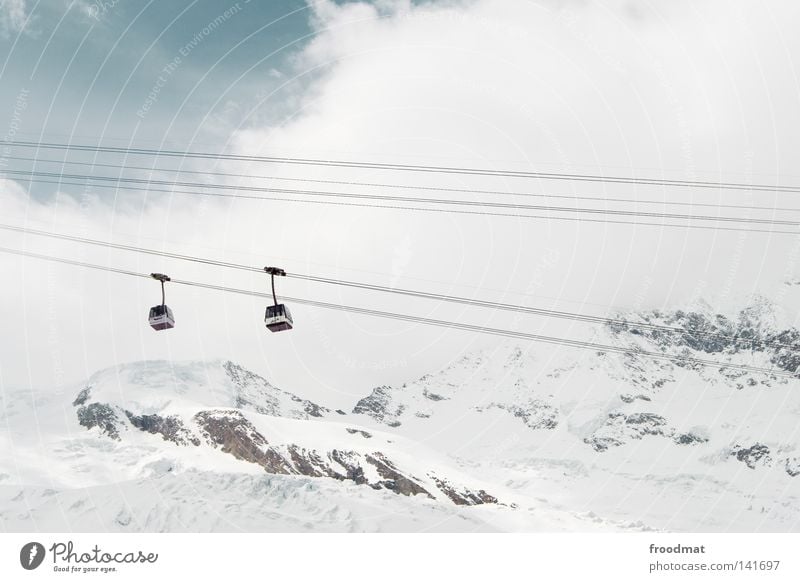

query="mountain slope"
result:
[3,360,622,532]
[3,298,799,532]
[349,298,800,531]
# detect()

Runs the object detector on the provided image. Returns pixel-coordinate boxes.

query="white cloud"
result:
[4,0,800,400]
[0,0,28,36]
[233,0,800,305]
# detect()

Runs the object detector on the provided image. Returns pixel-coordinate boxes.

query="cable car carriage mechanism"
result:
[148,273,175,331]
[264,266,293,332]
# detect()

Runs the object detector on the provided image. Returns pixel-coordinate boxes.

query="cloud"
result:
[3,0,800,400]
[224,0,800,389]
[232,0,800,304]
[0,0,28,37]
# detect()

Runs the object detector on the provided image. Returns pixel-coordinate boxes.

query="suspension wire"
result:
[2,222,798,351]
[0,213,654,310]
[5,168,800,228]
[0,245,150,279]
[0,244,794,378]
[6,154,800,213]
[6,139,800,194]
[8,176,800,236]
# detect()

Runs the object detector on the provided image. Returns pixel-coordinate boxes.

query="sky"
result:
[1,0,800,406]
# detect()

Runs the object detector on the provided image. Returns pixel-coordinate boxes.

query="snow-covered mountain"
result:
[2,298,799,532]
[1,360,606,532]
[350,298,800,531]
[70,360,500,506]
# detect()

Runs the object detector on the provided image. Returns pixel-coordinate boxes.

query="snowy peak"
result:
[221,361,330,418]
[352,341,570,430]
[74,359,330,422]
[350,299,800,483]
[613,296,790,360]
[352,343,548,427]
[69,359,499,507]
[72,358,333,453]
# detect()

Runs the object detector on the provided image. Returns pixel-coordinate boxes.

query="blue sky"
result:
[0,0,311,146]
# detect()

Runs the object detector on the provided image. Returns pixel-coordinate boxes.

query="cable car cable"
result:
[8,176,800,236]
[0,244,794,378]
[7,154,800,214]
[2,222,798,350]
[6,139,800,194]
[5,168,800,228]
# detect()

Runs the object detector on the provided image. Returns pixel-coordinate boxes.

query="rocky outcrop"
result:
[430,476,497,506]
[423,388,448,401]
[769,330,800,374]
[125,412,200,446]
[223,361,330,418]
[74,385,199,445]
[364,453,433,499]
[76,402,123,441]
[329,450,369,485]
[723,444,800,476]
[352,386,406,424]
[345,428,373,438]
[620,394,651,404]
[673,432,708,446]
[476,400,558,430]
[612,301,800,375]
[584,412,671,452]
[194,410,294,474]
[785,458,800,477]
[72,387,92,407]
[192,410,496,504]
[723,443,799,475]
[731,443,772,469]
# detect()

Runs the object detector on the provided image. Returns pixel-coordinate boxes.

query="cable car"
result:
[264,266,293,332]
[266,304,293,332]
[148,273,175,330]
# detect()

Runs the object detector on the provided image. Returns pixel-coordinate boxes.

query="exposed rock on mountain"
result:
[65,361,499,506]
[349,298,800,490]
[222,361,330,418]
[126,411,200,446]
[353,385,405,425]
[430,476,498,506]
[76,402,123,441]
[732,443,772,469]
[584,412,670,452]
[614,298,800,375]
[476,400,558,430]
